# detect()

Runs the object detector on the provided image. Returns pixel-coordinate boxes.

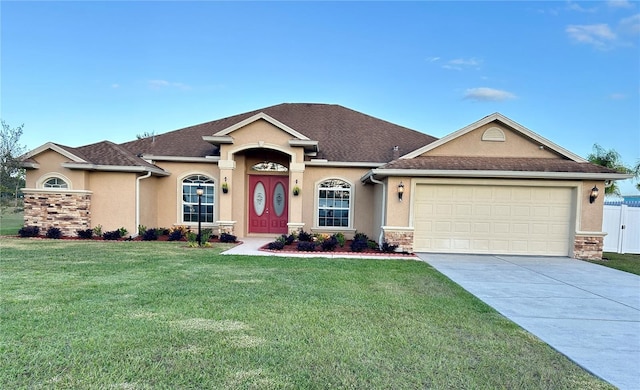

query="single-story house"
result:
[20,103,630,259]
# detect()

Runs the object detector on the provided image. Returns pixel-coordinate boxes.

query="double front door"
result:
[249,175,288,234]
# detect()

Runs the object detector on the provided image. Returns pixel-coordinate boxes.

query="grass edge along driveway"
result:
[0,239,614,389]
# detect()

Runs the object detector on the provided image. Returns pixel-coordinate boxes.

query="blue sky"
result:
[2,1,639,193]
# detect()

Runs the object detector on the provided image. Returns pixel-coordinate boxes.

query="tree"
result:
[0,120,26,211]
[136,130,156,140]
[586,144,637,195]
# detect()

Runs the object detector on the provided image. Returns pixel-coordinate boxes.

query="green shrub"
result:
[220,233,237,243]
[297,241,317,252]
[142,228,159,241]
[76,229,93,239]
[46,227,62,239]
[334,232,346,247]
[18,226,40,237]
[102,230,122,240]
[92,224,102,236]
[268,241,285,250]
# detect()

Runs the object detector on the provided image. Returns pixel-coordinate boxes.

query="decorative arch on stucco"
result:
[36,172,73,190]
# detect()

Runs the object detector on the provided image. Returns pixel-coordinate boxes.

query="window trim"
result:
[37,173,72,190]
[314,177,354,230]
[179,174,216,225]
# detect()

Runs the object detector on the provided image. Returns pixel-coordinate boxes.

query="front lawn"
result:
[0,238,613,389]
[587,252,640,275]
[0,208,23,236]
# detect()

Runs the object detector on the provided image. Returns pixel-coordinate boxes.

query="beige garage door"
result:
[413,184,573,255]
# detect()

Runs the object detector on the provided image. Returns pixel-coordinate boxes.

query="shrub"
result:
[350,238,369,252]
[18,226,40,238]
[168,229,184,241]
[118,227,128,237]
[142,228,159,241]
[381,242,399,253]
[158,228,170,236]
[92,224,102,236]
[298,230,313,242]
[368,240,379,250]
[334,232,346,247]
[186,231,197,245]
[137,224,147,236]
[297,241,317,252]
[103,230,122,240]
[46,227,63,239]
[321,236,338,251]
[220,233,237,243]
[268,241,285,250]
[353,232,369,242]
[284,234,296,245]
[76,229,94,239]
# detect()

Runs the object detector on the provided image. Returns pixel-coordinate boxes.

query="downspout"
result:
[136,171,152,237]
[368,174,387,247]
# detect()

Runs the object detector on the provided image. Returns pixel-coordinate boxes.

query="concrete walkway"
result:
[417,253,640,390]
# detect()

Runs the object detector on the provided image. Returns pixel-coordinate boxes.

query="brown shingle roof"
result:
[121,103,438,162]
[381,156,621,174]
[58,141,165,172]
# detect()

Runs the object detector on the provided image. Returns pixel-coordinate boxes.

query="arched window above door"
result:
[251,161,288,172]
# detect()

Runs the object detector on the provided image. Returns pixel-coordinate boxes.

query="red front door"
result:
[249,175,288,234]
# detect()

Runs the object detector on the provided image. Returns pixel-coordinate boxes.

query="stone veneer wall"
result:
[383,228,414,253]
[573,235,604,260]
[23,191,91,237]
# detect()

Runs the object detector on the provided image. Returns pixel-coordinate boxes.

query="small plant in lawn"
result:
[220,232,237,243]
[76,228,93,239]
[92,224,102,237]
[142,228,159,241]
[297,241,317,252]
[45,227,62,239]
[18,226,40,238]
[102,230,122,240]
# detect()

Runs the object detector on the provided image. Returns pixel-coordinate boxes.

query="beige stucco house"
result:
[20,103,628,259]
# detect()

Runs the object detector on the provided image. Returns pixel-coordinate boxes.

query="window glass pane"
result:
[182,175,215,224]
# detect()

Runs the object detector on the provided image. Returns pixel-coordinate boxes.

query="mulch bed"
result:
[260,240,415,257]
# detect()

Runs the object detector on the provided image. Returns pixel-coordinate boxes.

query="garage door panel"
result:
[413,184,573,256]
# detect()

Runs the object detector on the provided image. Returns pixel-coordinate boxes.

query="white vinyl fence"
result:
[603,201,640,254]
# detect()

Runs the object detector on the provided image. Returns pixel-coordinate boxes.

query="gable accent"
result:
[401,113,587,162]
[213,112,311,140]
[22,142,87,163]
[482,127,506,142]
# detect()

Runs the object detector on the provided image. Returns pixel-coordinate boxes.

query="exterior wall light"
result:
[196,185,204,246]
[398,181,405,201]
[222,177,229,193]
[589,186,599,204]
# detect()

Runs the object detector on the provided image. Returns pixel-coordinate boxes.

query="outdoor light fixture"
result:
[196,185,204,246]
[398,181,405,201]
[589,186,599,204]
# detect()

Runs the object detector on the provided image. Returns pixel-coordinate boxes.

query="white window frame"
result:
[37,173,72,190]
[315,178,353,229]
[181,174,215,225]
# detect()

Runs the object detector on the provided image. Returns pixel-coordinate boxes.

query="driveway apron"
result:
[417,254,640,390]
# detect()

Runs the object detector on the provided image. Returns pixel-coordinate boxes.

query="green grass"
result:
[586,252,640,275]
[0,209,23,235]
[0,239,613,389]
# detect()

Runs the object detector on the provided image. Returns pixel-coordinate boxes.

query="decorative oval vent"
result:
[482,127,506,142]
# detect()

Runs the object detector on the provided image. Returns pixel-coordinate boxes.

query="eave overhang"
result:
[361,169,633,183]
[61,163,170,176]
[140,155,219,163]
[289,139,319,155]
[202,135,234,146]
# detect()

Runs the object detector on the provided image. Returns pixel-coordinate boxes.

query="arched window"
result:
[317,179,352,227]
[43,177,69,189]
[251,161,288,172]
[182,175,214,223]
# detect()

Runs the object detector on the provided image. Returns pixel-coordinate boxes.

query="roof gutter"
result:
[367,169,633,181]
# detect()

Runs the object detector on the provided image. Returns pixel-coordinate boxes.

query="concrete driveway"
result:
[417,253,640,390]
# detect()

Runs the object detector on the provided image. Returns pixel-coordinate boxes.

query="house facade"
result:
[20,103,629,259]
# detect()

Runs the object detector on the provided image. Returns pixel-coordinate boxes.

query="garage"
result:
[412,183,574,256]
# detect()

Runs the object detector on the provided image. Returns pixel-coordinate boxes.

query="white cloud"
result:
[426,56,440,63]
[442,57,482,71]
[608,0,635,9]
[566,24,616,48]
[566,1,598,13]
[111,83,120,89]
[463,87,516,102]
[619,13,640,35]
[608,92,627,100]
[148,79,190,90]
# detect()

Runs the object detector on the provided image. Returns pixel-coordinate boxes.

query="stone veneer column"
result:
[573,233,605,260]
[22,189,92,237]
[382,227,415,253]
